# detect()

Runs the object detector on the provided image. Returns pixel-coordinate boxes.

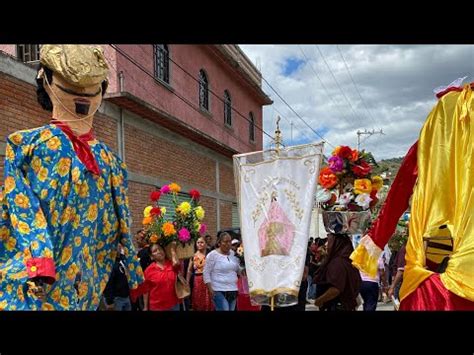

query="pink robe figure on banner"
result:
[258,194,295,257]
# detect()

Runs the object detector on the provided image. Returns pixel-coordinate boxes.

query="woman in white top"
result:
[203,232,240,311]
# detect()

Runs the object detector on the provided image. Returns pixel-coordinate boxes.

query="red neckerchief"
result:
[436,83,474,99]
[51,119,101,175]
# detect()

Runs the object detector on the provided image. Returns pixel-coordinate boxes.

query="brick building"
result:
[0,44,272,239]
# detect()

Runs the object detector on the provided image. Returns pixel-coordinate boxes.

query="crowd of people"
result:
[100,230,405,311]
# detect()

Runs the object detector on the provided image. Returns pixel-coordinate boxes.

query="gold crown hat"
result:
[40,45,109,88]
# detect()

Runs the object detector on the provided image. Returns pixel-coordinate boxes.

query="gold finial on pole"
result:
[274,116,282,155]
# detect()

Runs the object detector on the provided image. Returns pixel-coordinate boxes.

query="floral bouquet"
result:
[142,182,207,259]
[317,145,383,212]
[317,146,383,235]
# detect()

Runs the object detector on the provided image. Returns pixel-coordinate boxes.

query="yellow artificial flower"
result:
[371,175,384,191]
[161,207,167,215]
[195,206,205,221]
[354,179,372,194]
[194,221,201,232]
[331,146,342,156]
[143,206,153,218]
[177,201,191,216]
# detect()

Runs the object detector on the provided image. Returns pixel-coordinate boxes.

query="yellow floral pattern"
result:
[0,125,144,310]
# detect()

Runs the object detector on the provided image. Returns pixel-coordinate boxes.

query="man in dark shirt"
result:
[103,246,131,311]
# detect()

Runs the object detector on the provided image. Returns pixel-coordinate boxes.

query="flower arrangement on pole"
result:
[317,146,383,235]
[142,182,207,259]
[317,145,383,212]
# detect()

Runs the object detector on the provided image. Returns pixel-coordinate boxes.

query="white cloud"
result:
[240,44,474,159]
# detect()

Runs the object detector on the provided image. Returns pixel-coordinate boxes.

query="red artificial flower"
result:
[150,207,161,217]
[189,189,201,201]
[337,146,353,159]
[351,160,372,177]
[150,191,161,202]
[349,149,359,162]
[319,167,338,189]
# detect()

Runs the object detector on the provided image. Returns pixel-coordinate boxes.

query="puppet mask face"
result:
[44,72,103,117]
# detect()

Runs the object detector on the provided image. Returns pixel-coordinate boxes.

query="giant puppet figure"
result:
[351,80,474,310]
[0,45,144,310]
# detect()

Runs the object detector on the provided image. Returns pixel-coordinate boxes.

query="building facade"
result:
[0,44,272,239]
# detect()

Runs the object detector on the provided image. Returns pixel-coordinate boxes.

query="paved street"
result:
[305,300,396,311]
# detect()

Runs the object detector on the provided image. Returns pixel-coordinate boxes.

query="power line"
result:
[260,74,335,148]
[298,45,357,129]
[272,105,315,144]
[315,45,366,128]
[336,45,378,127]
[108,44,280,146]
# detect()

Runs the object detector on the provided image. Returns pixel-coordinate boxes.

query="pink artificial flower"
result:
[328,156,344,173]
[160,185,171,194]
[178,228,191,242]
[199,223,207,234]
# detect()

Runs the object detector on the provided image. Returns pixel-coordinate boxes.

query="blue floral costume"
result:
[0,124,144,310]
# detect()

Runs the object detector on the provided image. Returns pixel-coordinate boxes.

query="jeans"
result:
[360,281,379,311]
[213,291,237,311]
[307,275,317,300]
[114,296,131,311]
[164,304,180,311]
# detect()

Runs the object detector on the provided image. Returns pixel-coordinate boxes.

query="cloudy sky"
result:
[239,45,474,160]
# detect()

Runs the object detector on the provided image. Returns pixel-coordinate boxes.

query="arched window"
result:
[199,69,209,111]
[249,112,255,142]
[224,90,232,126]
[153,44,169,83]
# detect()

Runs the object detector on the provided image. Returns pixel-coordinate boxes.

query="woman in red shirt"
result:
[143,242,181,311]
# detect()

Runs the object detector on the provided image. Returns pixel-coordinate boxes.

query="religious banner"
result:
[233,142,324,307]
